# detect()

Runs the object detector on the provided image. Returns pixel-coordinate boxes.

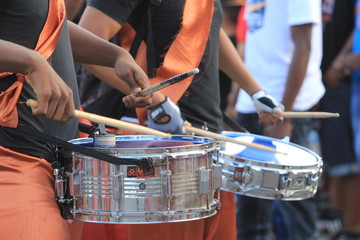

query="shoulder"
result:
[88,0,144,25]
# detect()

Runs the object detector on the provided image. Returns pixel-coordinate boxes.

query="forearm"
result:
[330,31,354,73]
[74,7,134,94]
[339,31,354,56]
[83,64,132,94]
[68,21,129,67]
[345,53,360,71]
[282,24,312,111]
[219,28,261,95]
[0,40,46,75]
[0,40,76,122]
[69,20,152,109]
[342,32,360,72]
[282,46,310,110]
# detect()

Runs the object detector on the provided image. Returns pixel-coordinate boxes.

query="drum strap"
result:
[11,125,153,170]
[128,0,162,78]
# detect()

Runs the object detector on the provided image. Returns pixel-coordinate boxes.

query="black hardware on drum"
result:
[53,149,74,219]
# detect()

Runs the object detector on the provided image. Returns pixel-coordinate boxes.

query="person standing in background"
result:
[327,0,360,237]
[350,0,360,184]
[318,0,360,239]
[320,1,360,192]
[234,0,325,239]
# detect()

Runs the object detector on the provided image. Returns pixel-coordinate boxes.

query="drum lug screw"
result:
[307,175,319,186]
[280,176,291,190]
[241,170,253,184]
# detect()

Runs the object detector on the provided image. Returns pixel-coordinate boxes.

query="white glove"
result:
[147,97,185,134]
[251,90,283,113]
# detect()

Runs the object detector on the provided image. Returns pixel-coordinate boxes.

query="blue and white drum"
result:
[64,135,221,224]
[219,131,322,200]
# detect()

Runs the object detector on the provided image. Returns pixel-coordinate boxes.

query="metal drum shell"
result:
[219,131,323,200]
[68,135,221,224]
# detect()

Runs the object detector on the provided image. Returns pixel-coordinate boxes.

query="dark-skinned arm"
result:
[265,23,313,139]
[68,20,152,107]
[219,28,262,95]
[0,39,75,122]
[219,28,282,126]
[77,6,166,107]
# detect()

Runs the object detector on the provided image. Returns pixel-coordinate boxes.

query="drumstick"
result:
[26,99,172,138]
[279,112,340,118]
[184,126,286,155]
[135,68,199,96]
[247,2,266,13]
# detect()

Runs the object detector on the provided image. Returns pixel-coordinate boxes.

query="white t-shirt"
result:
[235,0,325,113]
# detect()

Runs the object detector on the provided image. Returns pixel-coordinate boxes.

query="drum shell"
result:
[219,132,323,200]
[67,135,221,223]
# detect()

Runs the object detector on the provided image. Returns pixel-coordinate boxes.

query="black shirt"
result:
[179,0,224,133]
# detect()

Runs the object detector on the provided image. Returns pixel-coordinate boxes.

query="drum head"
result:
[220,131,320,167]
[70,135,210,149]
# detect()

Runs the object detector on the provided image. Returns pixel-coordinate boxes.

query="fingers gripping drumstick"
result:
[26,99,172,138]
[134,68,199,96]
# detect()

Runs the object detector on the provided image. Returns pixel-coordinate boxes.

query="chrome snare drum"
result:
[58,135,221,223]
[219,132,322,200]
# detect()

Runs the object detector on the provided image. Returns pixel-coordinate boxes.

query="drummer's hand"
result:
[114,51,152,108]
[122,89,152,108]
[323,54,348,87]
[251,90,283,126]
[147,97,185,134]
[264,119,292,140]
[26,52,75,122]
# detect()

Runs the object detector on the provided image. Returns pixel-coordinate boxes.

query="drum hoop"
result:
[219,131,322,169]
[219,152,322,170]
[69,135,218,163]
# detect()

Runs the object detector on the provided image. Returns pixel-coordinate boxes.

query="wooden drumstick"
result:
[184,126,286,155]
[135,68,199,97]
[26,99,172,138]
[279,112,340,118]
[247,2,266,13]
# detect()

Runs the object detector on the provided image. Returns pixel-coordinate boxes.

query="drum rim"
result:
[219,131,322,168]
[69,134,216,151]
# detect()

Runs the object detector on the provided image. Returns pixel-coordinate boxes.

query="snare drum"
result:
[219,131,322,200]
[59,135,221,224]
